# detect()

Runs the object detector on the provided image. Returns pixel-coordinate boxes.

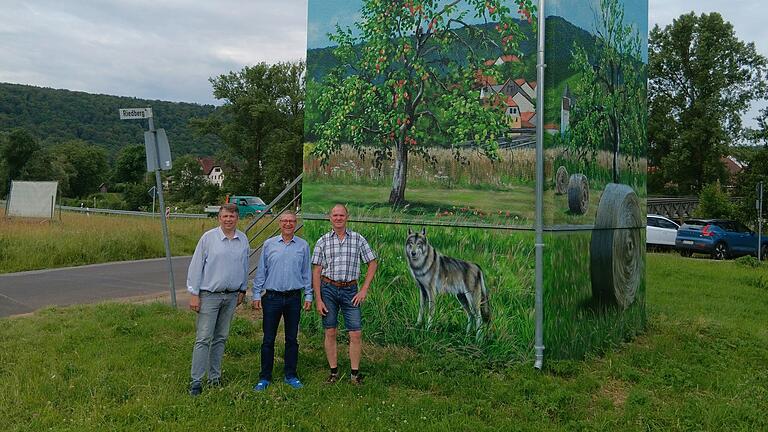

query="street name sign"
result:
[119,108,153,119]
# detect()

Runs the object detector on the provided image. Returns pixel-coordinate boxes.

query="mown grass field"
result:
[0,254,766,431]
[0,210,278,274]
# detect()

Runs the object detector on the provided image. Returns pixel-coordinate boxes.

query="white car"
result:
[647,214,679,249]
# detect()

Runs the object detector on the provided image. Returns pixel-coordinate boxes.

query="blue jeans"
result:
[260,290,302,381]
[321,281,362,331]
[190,291,238,385]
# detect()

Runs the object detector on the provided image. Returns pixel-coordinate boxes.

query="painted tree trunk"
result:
[389,142,408,205]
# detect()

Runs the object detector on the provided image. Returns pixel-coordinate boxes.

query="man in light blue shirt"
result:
[251,211,312,391]
[187,203,249,396]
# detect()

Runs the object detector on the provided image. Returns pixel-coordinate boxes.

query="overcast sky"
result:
[0,0,765,124]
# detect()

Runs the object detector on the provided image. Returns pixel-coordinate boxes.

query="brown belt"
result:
[321,276,357,287]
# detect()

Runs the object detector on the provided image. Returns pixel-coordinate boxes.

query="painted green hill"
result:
[306,15,597,90]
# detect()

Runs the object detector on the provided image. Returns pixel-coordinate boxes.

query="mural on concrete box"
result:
[300,220,536,361]
[542,0,648,358]
[302,0,649,362]
[304,0,540,228]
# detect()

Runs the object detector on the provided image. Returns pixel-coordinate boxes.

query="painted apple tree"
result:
[312,0,537,205]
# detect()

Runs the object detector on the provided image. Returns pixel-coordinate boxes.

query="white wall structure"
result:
[6,181,58,218]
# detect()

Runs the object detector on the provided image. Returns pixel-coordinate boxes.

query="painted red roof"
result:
[475,69,497,86]
[521,112,535,122]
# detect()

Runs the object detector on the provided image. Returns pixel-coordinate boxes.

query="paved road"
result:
[0,256,194,318]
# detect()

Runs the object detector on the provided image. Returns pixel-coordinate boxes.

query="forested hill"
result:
[0,82,221,157]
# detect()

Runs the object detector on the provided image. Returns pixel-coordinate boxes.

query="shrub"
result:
[735,255,761,268]
[695,181,733,219]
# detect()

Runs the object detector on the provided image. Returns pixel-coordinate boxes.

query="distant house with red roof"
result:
[198,157,224,187]
[721,155,747,186]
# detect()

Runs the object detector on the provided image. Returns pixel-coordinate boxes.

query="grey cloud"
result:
[0,0,308,105]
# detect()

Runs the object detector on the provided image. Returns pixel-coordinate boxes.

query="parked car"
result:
[675,219,768,260]
[646,214,679,250]
[204,195,270,217]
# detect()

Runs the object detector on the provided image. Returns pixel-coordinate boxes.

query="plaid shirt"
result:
[311,229,376,282]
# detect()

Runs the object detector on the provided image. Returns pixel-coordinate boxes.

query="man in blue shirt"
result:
[251,211,312,391]
[187,203,250,396]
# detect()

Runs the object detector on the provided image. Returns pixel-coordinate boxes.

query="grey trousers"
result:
[190,291,238,385]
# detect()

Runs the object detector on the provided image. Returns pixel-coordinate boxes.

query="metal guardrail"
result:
[58,205,207,219]
[0,198,208,219]
[647,196,743,220]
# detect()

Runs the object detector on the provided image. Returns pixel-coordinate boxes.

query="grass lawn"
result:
[0,210,278,274]
[1,253,766,431]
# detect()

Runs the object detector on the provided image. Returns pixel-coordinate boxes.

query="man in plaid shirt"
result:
[312,204,378,384]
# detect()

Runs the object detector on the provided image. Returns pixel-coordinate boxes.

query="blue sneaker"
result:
[284,377,304,389]
[253,379,270,392]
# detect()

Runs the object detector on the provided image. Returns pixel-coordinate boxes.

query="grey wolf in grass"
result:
[405,227,490,337]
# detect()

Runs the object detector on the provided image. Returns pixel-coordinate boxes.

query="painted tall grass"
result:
[543,231,647,358]
[304,145,538,189]
[305,144,646,193]
[301,220,536,363]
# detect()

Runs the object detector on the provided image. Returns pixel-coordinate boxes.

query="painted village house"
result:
[477,55,573,137]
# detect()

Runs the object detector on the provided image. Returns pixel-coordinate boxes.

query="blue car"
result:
[676,219,768,260]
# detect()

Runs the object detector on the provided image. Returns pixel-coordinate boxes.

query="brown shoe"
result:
[350,373,364,385]
[325,372,340,384]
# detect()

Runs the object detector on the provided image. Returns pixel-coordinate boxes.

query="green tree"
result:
[50,140,109,197]
[112,144,148,184]
[694,181,733,219]
[746,107,768,146]
[1,128,39,181]
[194,61,304,200]
[165,154,221,206]
[168,155,206,202]
[734,145,768,225]
[567,0,646,182]
[649,12,768,194]
[312,0,536,205]
[122,182,154,211]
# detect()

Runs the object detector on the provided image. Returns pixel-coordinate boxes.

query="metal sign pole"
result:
[758,182,764,261]
[148,116,177,308]
[533,0,546,370]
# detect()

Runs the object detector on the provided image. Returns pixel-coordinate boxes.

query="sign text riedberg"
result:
[119,108,153,120]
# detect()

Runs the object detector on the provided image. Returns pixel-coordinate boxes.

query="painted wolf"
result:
[405,228,490,337]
